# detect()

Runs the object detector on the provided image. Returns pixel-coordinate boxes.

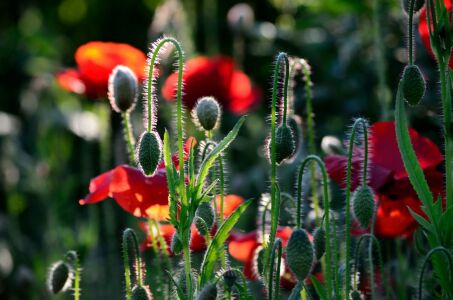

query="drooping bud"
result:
[47,261,72,294]
[401,65,425,106]
[287,115,302,159]
[351,290,363,300]
[108,65,138,113]
[352,186,376,229]
[402,0,424,15]
[286,229,313,282]
[170,232,183,255]
[195,202,215,235]
[131,285,153,300]
[137,131,162,176]
[192,97,221,131]
[222,270,237,289]
[268,125,296,165]
[313,227,326,260]
[196,283,217,300]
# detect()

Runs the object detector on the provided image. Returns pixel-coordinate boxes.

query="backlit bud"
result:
[196,283,217,300]
[47,261,72,294]
[108,65,138,113]
[137,131,162,176]
[313,227,326,260]
[195,202,215,235]
[192,97,221,131]
[352,186,376,229]
[401,65,425,106]
[171,232,183,255]
[267,125,296,165]
[286,229,313,282]
[131,285,153,300]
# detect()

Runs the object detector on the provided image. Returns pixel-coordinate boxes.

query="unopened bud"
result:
[195,202,215,235]
[47,261,72,294]
[196,283,217,300]
[313,227,326,260]
[401,65,425,106]
[192,97,221,131]
[222,270,237,289]
[268,125,296,165]
[286,229,313,282]
[402,0,424,16]
[171,232,183,255]
[137,131,162,176]
[352,186,376,229]
[131,285,153,300]
[108,65,138,113]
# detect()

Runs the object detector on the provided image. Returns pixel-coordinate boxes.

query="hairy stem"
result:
[121,112,136,165]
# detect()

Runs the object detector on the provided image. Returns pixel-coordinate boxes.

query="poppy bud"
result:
[222,270,237,289]
[313,227,326,260]
[108,65,138,113]
[196,283,217,300]
[268,125,296,165]
[131,285,153,300]
[47,261,72,294]
[287,115,302,158]
[402,0,424,15]
[352,186,376,229]
[286,229,313,282]
[195,202,215,235]
[171,232,183,255]
[351,290,363,300]
[137,131,162,176]
[401,65,425,106]
[192,97,221,131]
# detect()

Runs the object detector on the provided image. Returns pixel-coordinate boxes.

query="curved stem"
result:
[123,229,144,288]
[345,118,369,299]
[418,246,453,300]
[296,155,332,300]
[265,52,289,279]
[121,112,136,165]
[268,239,283,300]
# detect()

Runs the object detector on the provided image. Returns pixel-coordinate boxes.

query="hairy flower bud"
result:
[137,131,162,176]
[47,261,72,294]
[352,186,376,229]
[287,115,302,158]
[131,285,153,300]
[192,97,221,131]
[313,227,326,260]
[268,125,296,165]
[108,65,138,113]
[351,290,363,300]
[402,0,424,15]
[286,229,313,282]
[222,270,237,289]
[170,232,183,255]
[195,202,215,235]
[401,65,425,106]
[196,283,217,300]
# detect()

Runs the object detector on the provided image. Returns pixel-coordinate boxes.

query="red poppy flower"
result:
[325,121,444,238]
[140,195,245,254]
[418,0,453,68]
[79,137,195,220]
[162,56,261,115]
[57,42,147,98]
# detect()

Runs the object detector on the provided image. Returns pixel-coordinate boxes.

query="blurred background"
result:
[0,0,445,298]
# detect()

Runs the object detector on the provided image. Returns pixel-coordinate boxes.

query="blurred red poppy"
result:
[140,195,245,254]
[79,137,195,220]
[162,56,261,115]
[418,0,453,68]
[325,121,444,238]
[57,42,147,98]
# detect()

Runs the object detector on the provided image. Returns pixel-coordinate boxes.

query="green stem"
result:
[182,240,193,300]
[121,112,136,165]
[296,155,332,300]
[408,0,416,65]
[300,60,320,226]
[345,118,369,299]
[65,251,80,300]
[123,229,144,289]
[264,52,289,279]
[418,247,453,300]
[268,239,283,300]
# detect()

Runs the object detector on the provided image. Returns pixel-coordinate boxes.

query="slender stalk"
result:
[182,240,193,299]
[264,52,289,279]
[345,118,369,299]
[268,239,283,300]
[296,155,332,300]
[408,0,416,65]
[218,155,225,223]
[65,251,80,300]
[121,112,136,165]
[418,247,453,300]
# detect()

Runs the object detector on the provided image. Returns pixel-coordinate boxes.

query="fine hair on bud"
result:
[131,285,153,300]
[352,186,376,229]
[137,131,163,176]
[192,96,222,132]
[401,64,425,106]
[170,232,183,255]
[196,283,218,300]
[313,227,326,260]
[286,229,314,282]
[47,261,73,294]
[108,65,138,113]
[222,269,237,289]
[286,115,302,160]
[272,125,296,164]
[195,202,215,235]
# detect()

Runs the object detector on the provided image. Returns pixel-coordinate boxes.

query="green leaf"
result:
[439,206,453,246]
[310,275,328,300]
[196,116,246,195]
[408,207,433,233]
[199,198,253,287]
[163,130,179,227]
[395,83,434,216]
